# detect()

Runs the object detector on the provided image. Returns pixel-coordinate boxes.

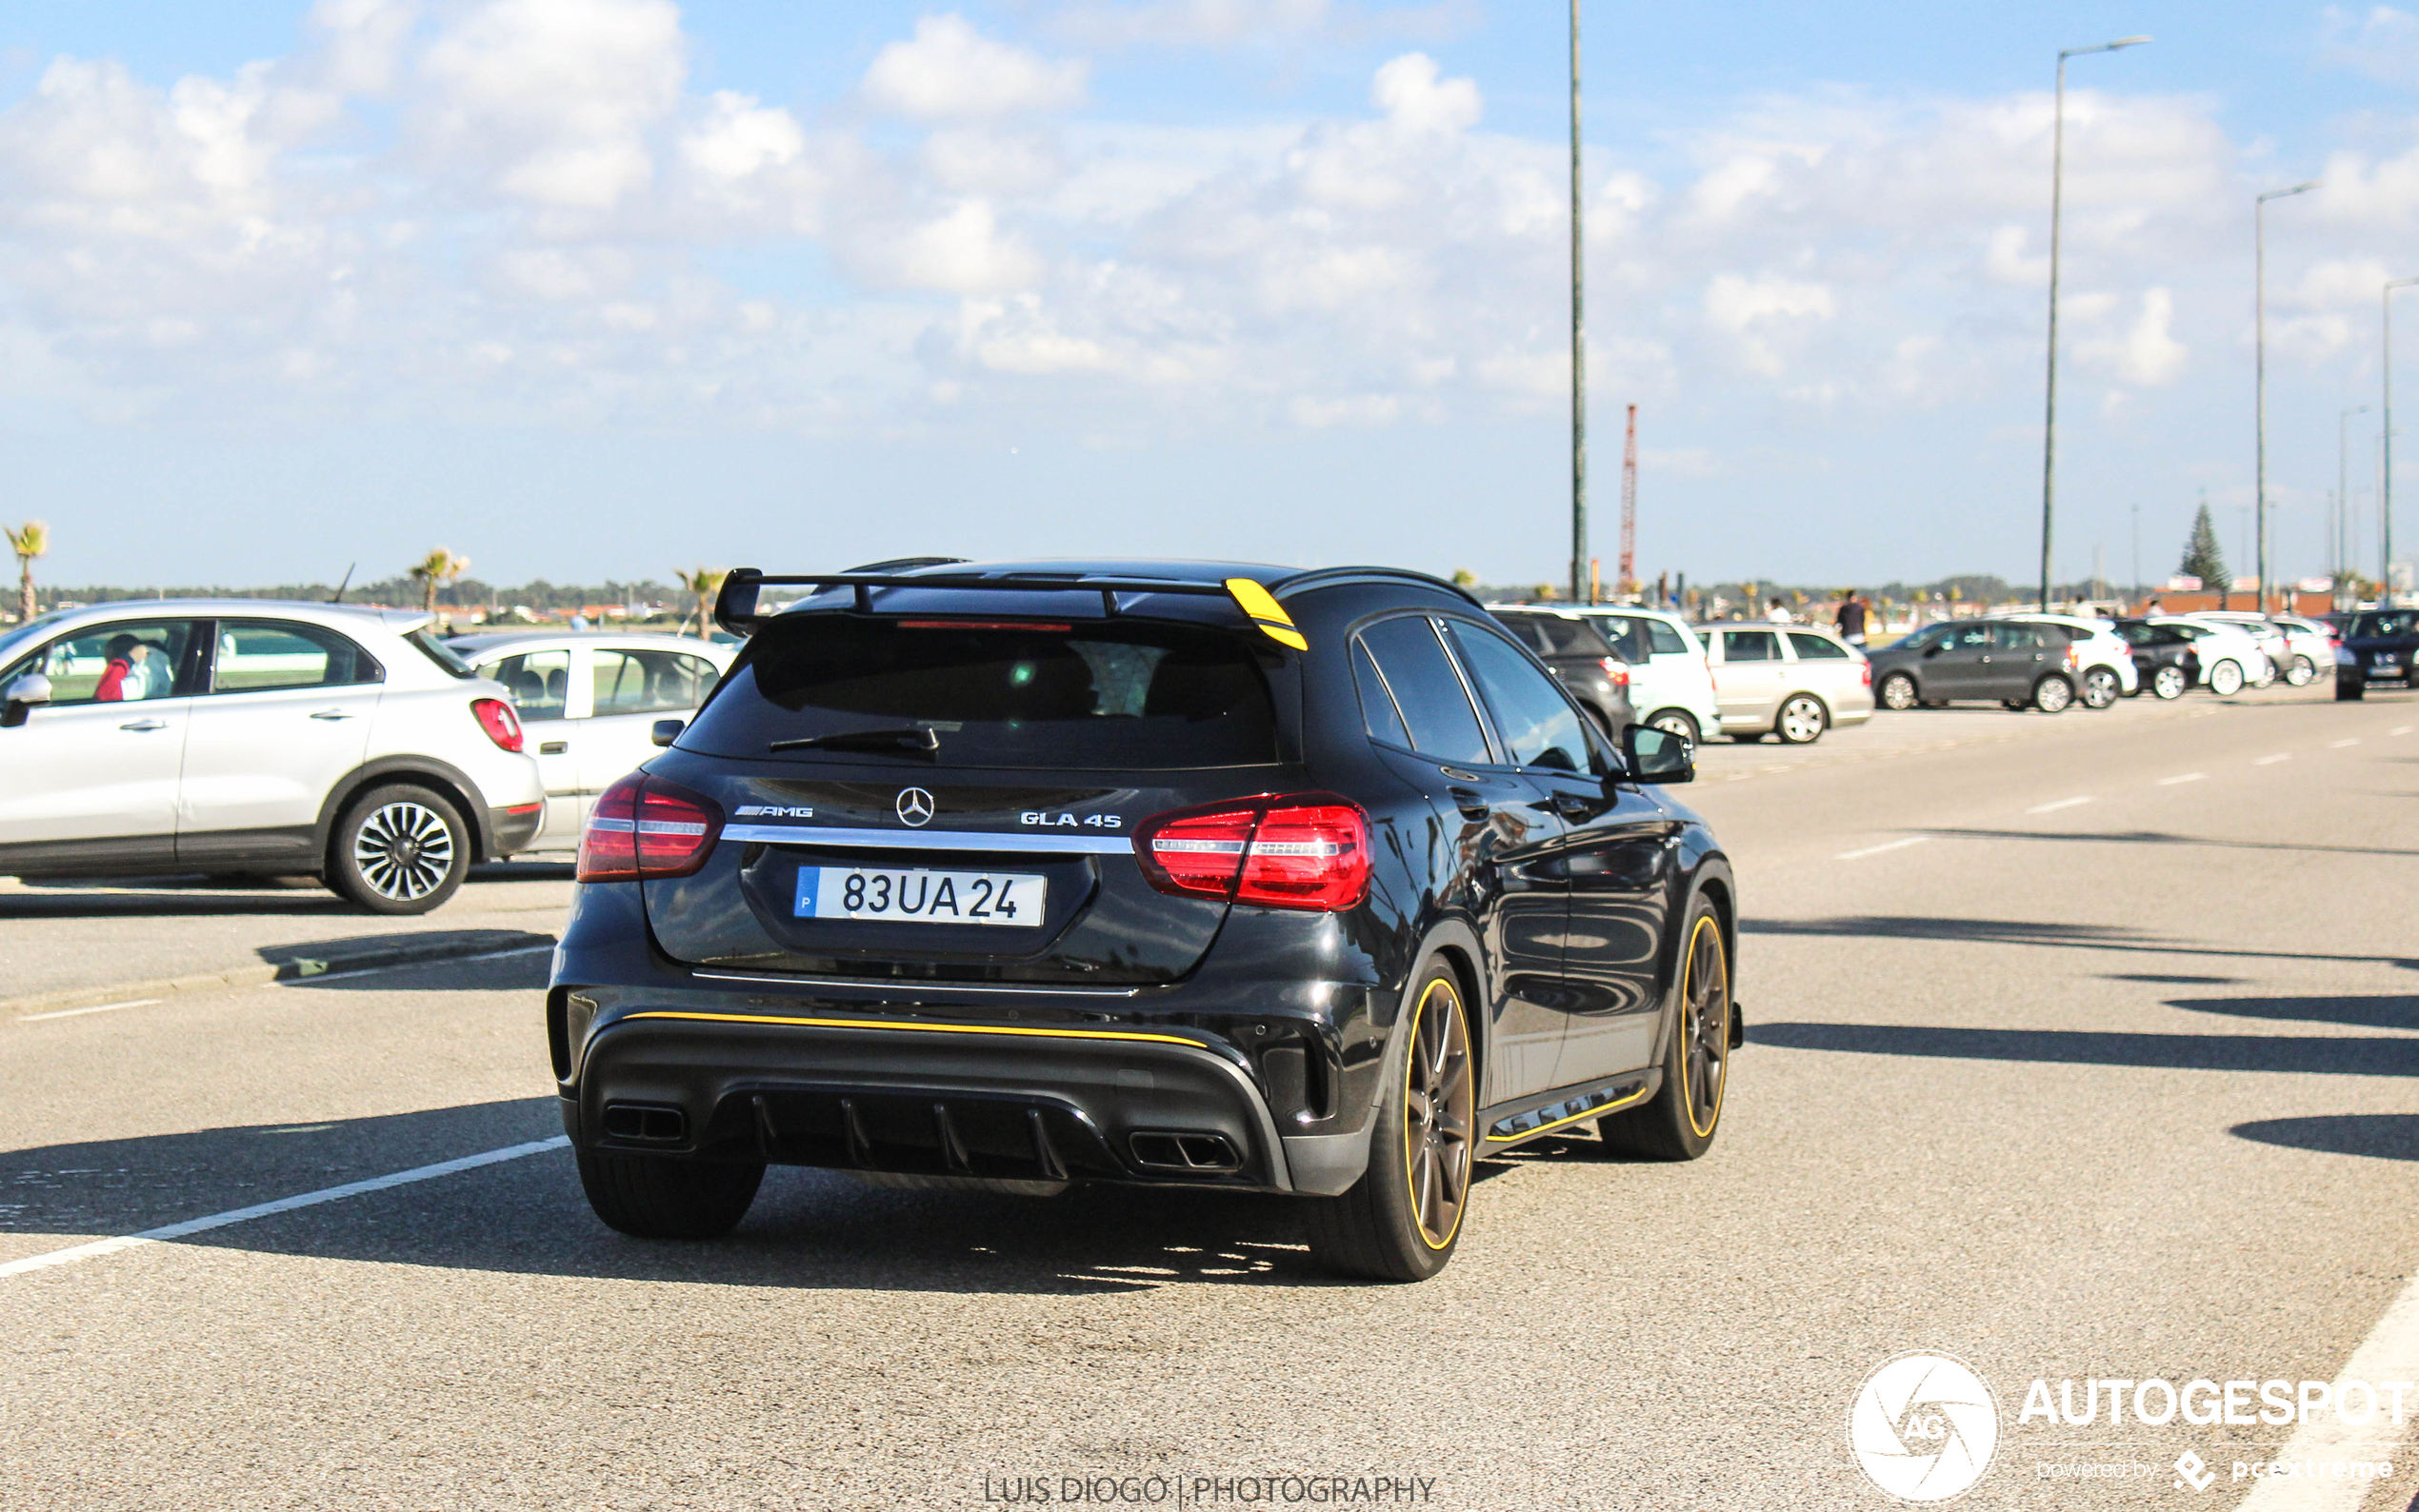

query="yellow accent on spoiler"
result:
[1224,577,1309,650]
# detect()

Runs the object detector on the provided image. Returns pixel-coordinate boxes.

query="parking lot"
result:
[4,680,2411,1509]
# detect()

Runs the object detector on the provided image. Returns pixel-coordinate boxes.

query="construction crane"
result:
[1618,404,1638,599]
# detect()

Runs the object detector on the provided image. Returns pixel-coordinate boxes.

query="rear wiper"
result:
[769,726,941,755]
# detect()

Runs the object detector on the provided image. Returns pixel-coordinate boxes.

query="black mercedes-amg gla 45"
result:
[550,560,1740,1281]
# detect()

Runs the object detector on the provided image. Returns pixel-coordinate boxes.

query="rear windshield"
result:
[2350,612,2419,639]
[684,616,1280,769]
[1492,611,1613,658]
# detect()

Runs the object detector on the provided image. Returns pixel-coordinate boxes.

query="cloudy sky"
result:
[3,1,2416,592]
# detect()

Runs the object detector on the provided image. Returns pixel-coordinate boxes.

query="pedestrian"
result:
[93,634,150,702]
[1765,597,1792,624]
[1835,589,1869,647]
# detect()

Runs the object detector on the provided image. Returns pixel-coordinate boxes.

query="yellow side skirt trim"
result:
[623,1009,1203,1048]
[1483,1082,1651,1144]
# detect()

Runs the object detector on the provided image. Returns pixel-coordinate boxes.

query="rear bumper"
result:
[488,802,545,856]
[565,1012,1316,1193]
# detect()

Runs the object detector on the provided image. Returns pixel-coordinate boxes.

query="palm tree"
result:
[408,547,470,616]
[675,567,728,637]
[6,521,48,625]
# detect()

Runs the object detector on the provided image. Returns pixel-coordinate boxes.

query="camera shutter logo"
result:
[895,787,936,827]
[1848,1351,1999,1503]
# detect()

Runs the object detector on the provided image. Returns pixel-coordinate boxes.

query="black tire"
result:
[2151,665,2187,700]
[1773,693,1828,744]
[1600,897,1731,1161]
[2031,673,2074,713]
[2287,655,2316,687]
[1303,959,1474,1282]
[575,1148,765,1239]
[1646,709,1701,745]
[2208,659,2245,696]
[327,783,470,914]
[1730,731,1767,743]
[2337,677,2366,702]
[1878,671,1919,711]
[2080,666,2120,709]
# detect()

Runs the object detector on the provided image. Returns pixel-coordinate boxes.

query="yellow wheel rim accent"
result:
[1402,976,1474,1250]
[1679,914,1729,1140]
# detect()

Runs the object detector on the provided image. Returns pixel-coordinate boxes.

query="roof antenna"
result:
[330,564,354,604]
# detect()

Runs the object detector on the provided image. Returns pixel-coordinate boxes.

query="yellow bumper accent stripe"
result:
[1224,578,1309,651]
[623,1010,1203,1048]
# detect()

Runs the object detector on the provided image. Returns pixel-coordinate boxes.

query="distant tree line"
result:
[32,577,685,614]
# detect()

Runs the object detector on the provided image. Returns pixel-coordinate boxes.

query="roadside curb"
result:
[4,930,557,1019]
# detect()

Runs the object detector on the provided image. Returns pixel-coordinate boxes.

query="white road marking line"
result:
[2330,738,2361,748]
[2026,796,2092,815]
[2157,772,2208,786]
[1836,836,1929,861]
[2392,726,2412,735]
[2252,753,2291,766]
[2235,1266,2419,1511]
[16,998,161,1023]
[0,1136,570,1281]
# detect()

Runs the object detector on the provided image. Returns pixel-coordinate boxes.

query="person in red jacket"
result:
[93,634,142,701]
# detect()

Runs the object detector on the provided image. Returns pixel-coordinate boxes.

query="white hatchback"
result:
[448,631,734,849]
[0,601,543,912]
[2000,614,2140,706]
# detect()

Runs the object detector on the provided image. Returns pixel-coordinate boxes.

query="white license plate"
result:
[793,866,1045,926]
[2374,660,2400,674]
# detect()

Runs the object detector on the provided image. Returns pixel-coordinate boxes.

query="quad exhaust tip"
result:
[1129,1130,1241,1173]
[603,1103,688,1143]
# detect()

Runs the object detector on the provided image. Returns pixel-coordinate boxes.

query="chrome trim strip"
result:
[721,824,1136,855]
[691,967,1144,998]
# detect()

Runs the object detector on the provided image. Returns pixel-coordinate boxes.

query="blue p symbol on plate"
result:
[792,868,819,918]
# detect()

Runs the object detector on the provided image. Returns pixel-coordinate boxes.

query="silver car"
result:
[0,601,544,912]
[1698,623,1876,743]
[448,630,734,849]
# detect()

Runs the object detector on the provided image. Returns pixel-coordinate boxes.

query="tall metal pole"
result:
[2039,37,2149,616]
[2388,278,2419,605]
[1569,0,1588,606]
[2342,404,2370,590]
[2256,181,2318,614]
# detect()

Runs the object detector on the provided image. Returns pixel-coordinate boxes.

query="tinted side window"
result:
[211,621,381,694]
[1445,622,1589,772]
[20,621,197,705]
[1724,629,1781,663]
[1645,619,1690,655]
[1358,616,1490,765]
[1350,639,1412,747]
[1532,615,1613,657]
[1787,631,1849,661]
[1588,616,1649,661]
[477,649,571,723]
[594,648,718,716]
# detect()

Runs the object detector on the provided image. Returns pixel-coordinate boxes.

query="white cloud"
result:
[2320,6,2419,86]
[2075,286,2188,386]
[885,200,1047,294]
[1050,0,1471,49]
[1370,52,1479,134]
[1704,273,1836,376]
[863,14,1087,121]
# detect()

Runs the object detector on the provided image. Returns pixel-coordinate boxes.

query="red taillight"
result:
[1598,657,1630,686]
[472,697,524,753]
[1860,662,1872,686]
[1135,794,1369,912]
[577,772,723,883]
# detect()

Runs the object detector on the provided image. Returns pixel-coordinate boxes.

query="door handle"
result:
[539,741,569,755]
[1547,792,1594,818]
[119,719,169,731]
[309,709,355,721]
[1447,786,1489,819]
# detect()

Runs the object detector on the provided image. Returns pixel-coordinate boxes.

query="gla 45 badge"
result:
[1022,811,1124,828]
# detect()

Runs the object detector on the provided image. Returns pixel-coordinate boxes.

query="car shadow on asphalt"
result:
[271,936,554,990]
[1744,915,2419,971]
[3,1097,1605,1293]
[2169,995,2419,1030]
[2230,1114,2419,1163]
[1749,1021,2419,1076]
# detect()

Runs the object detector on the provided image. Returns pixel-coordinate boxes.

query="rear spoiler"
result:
[713,569,1308,650]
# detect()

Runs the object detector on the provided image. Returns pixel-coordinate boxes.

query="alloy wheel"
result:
[2209,660,2245,697]
[1649,710,1700,745]
[2287,656,2315,686]
[1879,672,1917,711]
[1679,916,1729,1139]
[1402,979,1473,1251]
[352,801,456,901]
[2081,668,2119,708]
[2153,665,2186,700]
[2034,676,2072,713]
[1776,695,1826,743]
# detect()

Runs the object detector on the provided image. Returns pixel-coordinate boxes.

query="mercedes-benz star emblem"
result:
[894,786,936,827]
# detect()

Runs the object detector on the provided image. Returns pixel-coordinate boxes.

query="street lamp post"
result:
[1568,0,1587,607]
[2255,180,2319,613]
[2341,404,2370,596]
[2039,35,2150,616]
[2386,277,2419,606]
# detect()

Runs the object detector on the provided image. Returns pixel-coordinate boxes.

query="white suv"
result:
[1558,606,1727,745]
[0,601,544,913]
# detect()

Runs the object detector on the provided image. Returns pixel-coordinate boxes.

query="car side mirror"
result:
[2,672,52,729]
[1621,723,1693,785]
[650,718,685,748]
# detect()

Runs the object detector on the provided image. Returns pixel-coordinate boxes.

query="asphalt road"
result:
[3,686,2415,1511]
